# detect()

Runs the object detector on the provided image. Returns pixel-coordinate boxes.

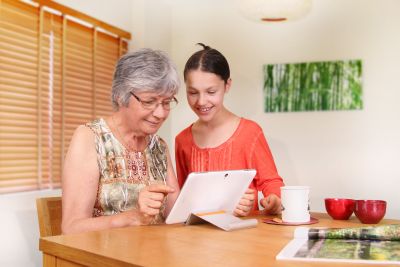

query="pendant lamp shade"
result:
[237,0,312,23]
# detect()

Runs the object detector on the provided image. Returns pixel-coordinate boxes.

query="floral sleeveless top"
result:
[86,118,168,224]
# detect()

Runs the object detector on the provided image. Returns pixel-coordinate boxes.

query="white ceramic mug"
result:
[281,186,310,223]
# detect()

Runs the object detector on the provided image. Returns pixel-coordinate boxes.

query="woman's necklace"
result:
[111,117,149,193]
[112,115,136,151]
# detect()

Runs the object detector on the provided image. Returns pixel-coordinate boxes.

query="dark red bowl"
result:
[354,200,386,224]
[325,198,355,220]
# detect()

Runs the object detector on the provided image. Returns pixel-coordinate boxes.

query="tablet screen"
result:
[166,169,256,224]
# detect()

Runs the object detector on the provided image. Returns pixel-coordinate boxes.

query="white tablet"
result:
[165,169,256,224]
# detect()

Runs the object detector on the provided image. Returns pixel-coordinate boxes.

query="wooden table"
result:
[39,213,400,267]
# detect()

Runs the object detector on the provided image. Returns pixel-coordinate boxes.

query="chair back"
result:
[36,196,62,237]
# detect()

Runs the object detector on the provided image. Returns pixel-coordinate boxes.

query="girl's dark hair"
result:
[183,43,230,83]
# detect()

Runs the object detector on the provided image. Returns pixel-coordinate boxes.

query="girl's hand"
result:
[234,188,255,217]
[260,194,281,215]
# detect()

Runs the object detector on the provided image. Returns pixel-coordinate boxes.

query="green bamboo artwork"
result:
[263,60,363,112]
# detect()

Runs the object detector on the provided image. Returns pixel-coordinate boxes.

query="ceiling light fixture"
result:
[237,0,312,23]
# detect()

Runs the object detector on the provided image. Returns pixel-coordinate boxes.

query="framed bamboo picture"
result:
[263,60,363,112]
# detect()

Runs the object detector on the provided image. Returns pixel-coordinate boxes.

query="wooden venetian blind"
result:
[0,0,130,193]
[40,10,63,189]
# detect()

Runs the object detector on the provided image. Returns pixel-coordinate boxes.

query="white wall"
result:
[0,189,61,267]
[167,0,400,219]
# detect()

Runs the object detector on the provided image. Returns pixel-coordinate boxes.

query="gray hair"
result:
[111,48,180,110]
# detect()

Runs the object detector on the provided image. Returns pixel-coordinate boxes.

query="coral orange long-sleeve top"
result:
[175,118,284,210]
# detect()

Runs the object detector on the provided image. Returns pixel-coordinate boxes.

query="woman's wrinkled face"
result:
[123,91,175,135]
[185,70,230,122]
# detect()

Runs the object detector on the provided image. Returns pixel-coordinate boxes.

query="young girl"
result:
[175,44,284,216]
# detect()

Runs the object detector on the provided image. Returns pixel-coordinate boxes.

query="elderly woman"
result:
[62,48,180,234]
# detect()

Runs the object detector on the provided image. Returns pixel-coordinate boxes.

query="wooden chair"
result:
[36,196,62,237]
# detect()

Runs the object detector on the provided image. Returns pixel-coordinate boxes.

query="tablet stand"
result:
[185,210,258,231]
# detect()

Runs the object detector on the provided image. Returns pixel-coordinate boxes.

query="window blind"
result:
[0,0,130,193]
[39,10,63,189]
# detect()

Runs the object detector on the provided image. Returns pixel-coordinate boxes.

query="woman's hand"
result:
[234,188,255,217]
[260,194,281,215]
[136,183,175,223]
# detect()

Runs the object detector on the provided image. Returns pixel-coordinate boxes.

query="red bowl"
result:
[354,200,386,224]
[325,198,355,220]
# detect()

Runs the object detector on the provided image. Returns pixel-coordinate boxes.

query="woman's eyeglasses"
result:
[130,92,178,110]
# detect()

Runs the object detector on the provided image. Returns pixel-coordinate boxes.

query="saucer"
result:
[263,217,319,226]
